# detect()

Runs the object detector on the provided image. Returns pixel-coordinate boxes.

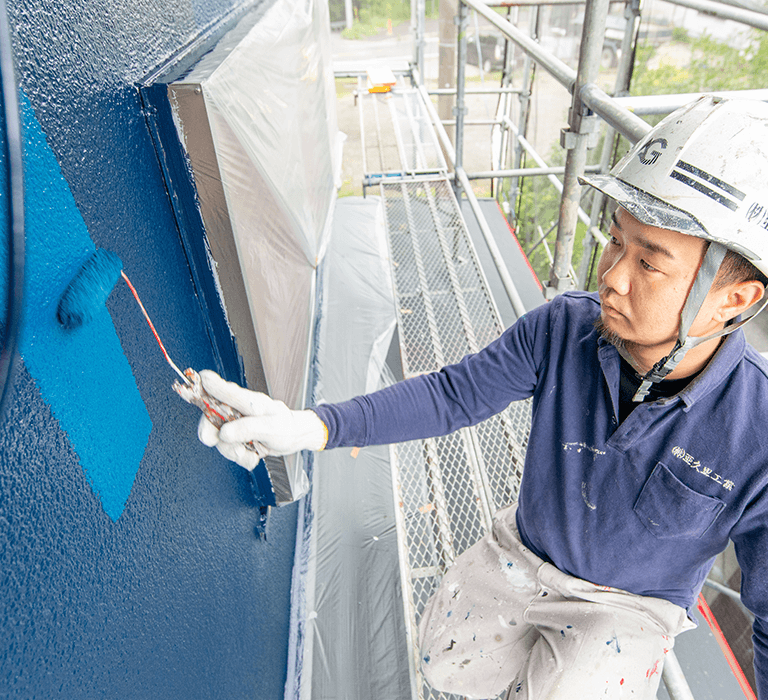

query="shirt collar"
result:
[595,325,747,411]
[676,329,746,410]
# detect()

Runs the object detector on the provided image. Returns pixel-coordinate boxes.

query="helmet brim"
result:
[579,174,708,238]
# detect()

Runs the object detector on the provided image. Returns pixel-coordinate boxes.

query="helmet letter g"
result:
[637,138,668,166]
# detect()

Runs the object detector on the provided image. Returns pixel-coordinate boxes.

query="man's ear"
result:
[714,280,766,323]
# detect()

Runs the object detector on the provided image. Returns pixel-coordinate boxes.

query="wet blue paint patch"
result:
[2,92,152,520]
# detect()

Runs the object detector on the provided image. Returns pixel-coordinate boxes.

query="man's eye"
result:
[610,235,620,245]
[641,259,657,272]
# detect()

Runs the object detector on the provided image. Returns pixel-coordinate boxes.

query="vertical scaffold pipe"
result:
[413,0,426,81]
[577,0,640,289]
[438,0,458,145]
[547,0,611,297]
[454,0,469,201]
[661,651,696,700]
[509,6,539,227]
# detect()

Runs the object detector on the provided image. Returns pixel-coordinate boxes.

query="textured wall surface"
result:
[1,0,298,697]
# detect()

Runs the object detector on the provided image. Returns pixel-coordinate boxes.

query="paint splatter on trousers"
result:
[418,503,695,700]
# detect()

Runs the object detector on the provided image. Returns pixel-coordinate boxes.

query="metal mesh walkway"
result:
[370,131,532,696]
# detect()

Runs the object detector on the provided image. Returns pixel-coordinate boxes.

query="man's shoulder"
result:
[545,291,601,328]
[549,290,601,315]
[559,290,600,303]
[712,339,768,410]
[743,344,768,383]
[509,291,600,350]
[555,290,600,305]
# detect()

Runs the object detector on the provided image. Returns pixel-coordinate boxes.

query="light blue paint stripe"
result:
[1,92,152,521]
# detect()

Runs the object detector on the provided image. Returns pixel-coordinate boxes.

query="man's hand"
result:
[196,370,327,470]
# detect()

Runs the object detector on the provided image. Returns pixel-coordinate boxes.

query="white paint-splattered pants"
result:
[418,503,695,700]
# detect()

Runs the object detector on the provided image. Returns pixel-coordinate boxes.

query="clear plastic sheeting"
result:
[287,197,412,700]
[198,0,340,269]
[166,0,341,503]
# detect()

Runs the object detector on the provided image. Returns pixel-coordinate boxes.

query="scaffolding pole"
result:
[454,0,469,200]
[509,5,539,224]
[613,88,768,115]
[577,0,641,288]
[547,0,610,295]
[466,164,601,179]
[462,0,577,90]
[412,0,426,80]
[429,87,524,94]
[664,0,768,31]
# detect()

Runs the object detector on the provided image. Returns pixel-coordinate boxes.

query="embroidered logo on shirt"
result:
[671,446,734,491]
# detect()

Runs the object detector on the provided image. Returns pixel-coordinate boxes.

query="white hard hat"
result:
[581,95,768,400]
[582,95,768,277]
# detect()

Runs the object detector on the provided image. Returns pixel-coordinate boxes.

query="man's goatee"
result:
[593,316,625,350]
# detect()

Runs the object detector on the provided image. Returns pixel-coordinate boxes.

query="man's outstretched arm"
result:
[198,299,551,462]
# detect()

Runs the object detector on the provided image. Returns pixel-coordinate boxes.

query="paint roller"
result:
[57,248,124,330]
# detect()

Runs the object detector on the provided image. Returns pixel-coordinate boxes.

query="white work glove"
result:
[196,370,328,470]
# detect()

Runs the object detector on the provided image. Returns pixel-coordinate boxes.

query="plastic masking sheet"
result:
[170,0,341,502]
[286,197,412,700]
[201,0,339,411]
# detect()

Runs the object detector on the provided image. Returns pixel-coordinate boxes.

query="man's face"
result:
[596,207,709,354]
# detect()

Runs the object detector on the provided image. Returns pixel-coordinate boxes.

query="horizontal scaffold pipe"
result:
[461,0,577,92]
[443,119,508,125]
[664,0,768,31]
[613,89,768,115]
[590,226,609,248]
[429,87,523,95]
[465,164,602,179]
[580,83,651,143]
[333,69,412,78]
[702,578,755,620]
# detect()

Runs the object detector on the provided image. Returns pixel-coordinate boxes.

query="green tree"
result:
[632,29,768,96]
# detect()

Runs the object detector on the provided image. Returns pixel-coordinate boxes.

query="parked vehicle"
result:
[466,33,508,73]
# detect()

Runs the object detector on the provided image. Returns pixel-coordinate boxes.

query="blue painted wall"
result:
[1,0,298,697]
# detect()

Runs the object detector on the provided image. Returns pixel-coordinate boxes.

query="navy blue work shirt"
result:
[313,291,768,697]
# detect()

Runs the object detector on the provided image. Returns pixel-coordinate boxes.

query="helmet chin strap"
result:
[616,242,768,402]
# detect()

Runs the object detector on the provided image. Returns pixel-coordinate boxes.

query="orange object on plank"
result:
[367,66,396,93]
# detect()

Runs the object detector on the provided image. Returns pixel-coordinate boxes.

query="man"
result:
[198,96,768,699]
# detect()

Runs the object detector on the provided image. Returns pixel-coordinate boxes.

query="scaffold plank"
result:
[382,177,531,700]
